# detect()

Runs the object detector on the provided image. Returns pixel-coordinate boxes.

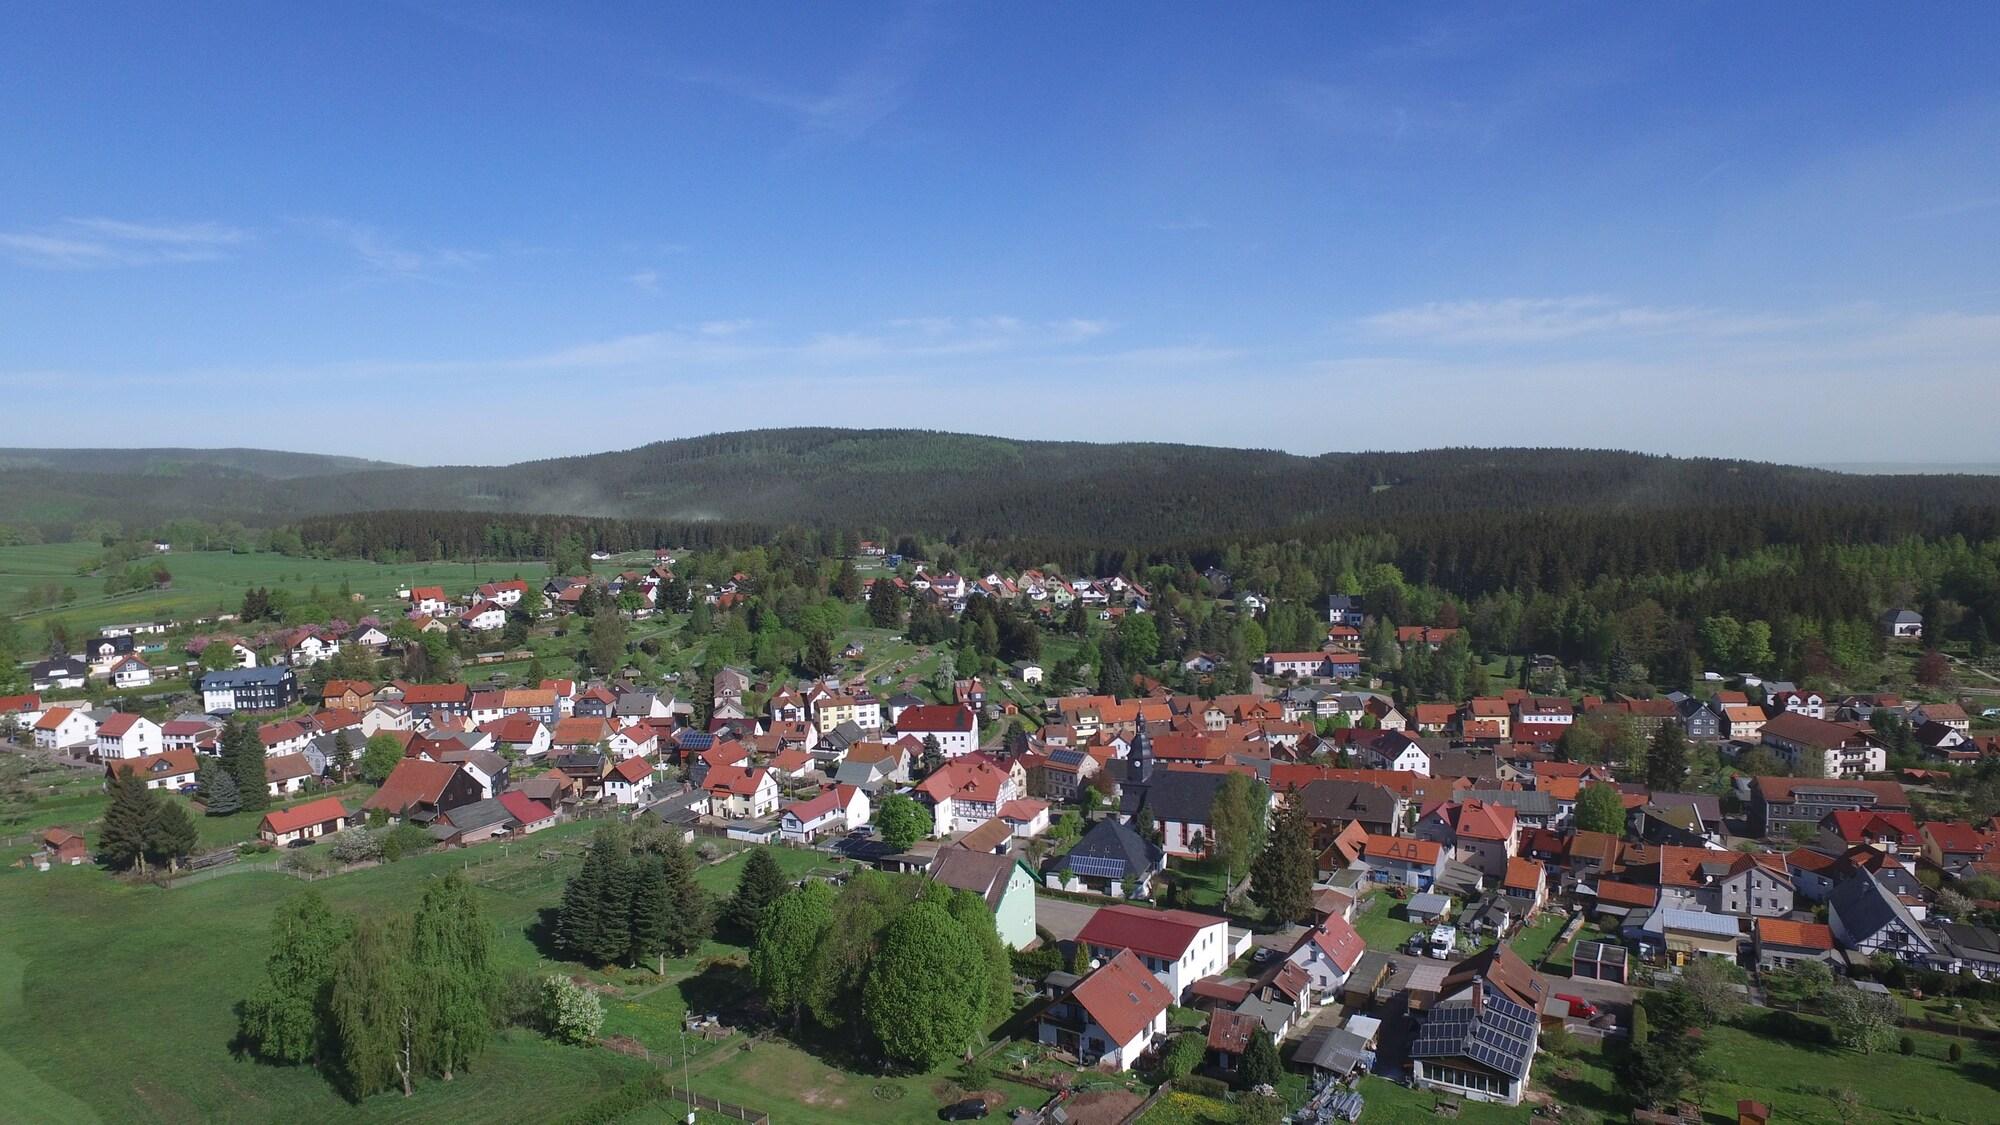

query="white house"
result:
[603,756,658,805]
[110,656,154,690]
[1286,916,1368,1003]
[32,707,95,751]
[702,764,781,818]
[93,713,162,761]
[779,784,871,844]
[895,704,980,758]
[1077,904,1234,1000]
[1036,949,1171,1071]
[460,601,508,632]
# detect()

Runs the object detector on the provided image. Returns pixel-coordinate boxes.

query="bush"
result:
[380,821,434,862]
[542,974,605,1045]
[1177,1075,1230,1099]
[279,848,330,875]
[495,968,544,1028]
[328,826,384,864]
[1949,1041,1964,1062]
[1899,1035,1916,1056]
[1631,999,1649,1047]
[552,1073,670,1125]
[1156,1032,1206,1081]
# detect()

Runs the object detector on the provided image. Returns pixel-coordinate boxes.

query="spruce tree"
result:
[145,798,199,871]
[725,847,788,940]
[590,853,634,966]
[205,768,242,816]
[556,831,613,960]
[625,854,671,971]
[1238,1028,1281,1089]
[658,836,712,957]
[331,730,356,781]
[99,767,157,872]
[1249,796,1314,924]
[1645,724,1690,793]
[224,717,270,813]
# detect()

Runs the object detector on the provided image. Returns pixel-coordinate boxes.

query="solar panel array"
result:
[1409,991,1537,1079]
[1065,851,1130,880]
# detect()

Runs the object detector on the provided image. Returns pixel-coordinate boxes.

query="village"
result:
[6,543,2000,1125]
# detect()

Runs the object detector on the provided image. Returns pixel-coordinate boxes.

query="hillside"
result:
[7,428,2000,543]
[0,447,402,479]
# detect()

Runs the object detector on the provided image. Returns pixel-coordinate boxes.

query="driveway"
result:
[1035,894,1102,943]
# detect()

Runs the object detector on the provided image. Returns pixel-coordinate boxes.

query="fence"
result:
[659,1085,769,1124]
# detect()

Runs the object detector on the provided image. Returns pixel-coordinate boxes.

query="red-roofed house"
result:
[104,748,198,792]
[1286,914,1367,999]
[1822,809,1921,856]
[894,704,980,757]
[1754,917,1836,970]
[1077,904,1234,998]
[779,784,871,844]
[92,713,162,761]
[258,797,349,846]
[603,756,657,805]
[915,756,1025,836]
[1362,833,1448,889]
[702,764,780,818]
[497,790,556,833]
[1036,948,1171,1070]
[1921,822,1990,870]
[33,706,94,752]
[362,759,481,819]
[1502,857,1547,910]
[1416,799,1519,879]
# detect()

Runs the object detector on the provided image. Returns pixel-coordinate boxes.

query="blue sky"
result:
[5,2,1999,464]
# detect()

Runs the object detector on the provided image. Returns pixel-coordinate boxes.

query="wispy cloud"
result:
[626,268,661,293]
[1360,296,1802,346]
[300,218,488,279]
[677,2,947,143]
[0,217,248,268]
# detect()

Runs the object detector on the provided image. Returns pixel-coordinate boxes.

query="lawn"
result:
[1351,890,1425,951]
[1692,1020,2000,1122]
[0,544,519,633]
[1544,923,1612,974]
[686,1035,1051,1125]
[1506,910,1569,964]
[1346,1078,1530,1123]
[0,818,650,1124]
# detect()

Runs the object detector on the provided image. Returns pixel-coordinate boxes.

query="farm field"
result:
[0,544,528,633]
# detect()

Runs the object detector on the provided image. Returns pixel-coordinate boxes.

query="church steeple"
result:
[1129,722,1154,784]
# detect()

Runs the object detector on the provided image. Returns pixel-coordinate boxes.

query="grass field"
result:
[0,818,650,1124]
[686,1036,1051,1125]
[0,544,529,633]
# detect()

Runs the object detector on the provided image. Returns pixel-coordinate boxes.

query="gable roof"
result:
[1057,818,1164,880]
[1078,904,1227,961]
[497,790,554,824]
[1363,834,1443,866]
[1297,915,1366,973]
[362,759,463,813]
[1756,917,1834,951]
[1067,948,1171,1047]
[929,849,1026,911]
[260,796,348,835]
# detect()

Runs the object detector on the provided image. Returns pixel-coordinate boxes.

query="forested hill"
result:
[9,428,2000,545]
[0,447,402,479]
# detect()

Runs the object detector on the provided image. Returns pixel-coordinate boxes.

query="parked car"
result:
[1554,993,1599,1019]
[178,782,200,794]
[940,1098,990,1121]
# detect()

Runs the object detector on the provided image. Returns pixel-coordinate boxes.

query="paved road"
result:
[1035,894,1102,943]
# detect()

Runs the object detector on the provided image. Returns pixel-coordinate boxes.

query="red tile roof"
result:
[610,757,653,783]
[362,759,461,813]
[1594,879,1658,908]
[1362,834,1443,865]
[1078,904,1227,961]
[1302,915,1366,972]
[260,796,348,835]
[1756,917,1833,951]
[1503,857,1543,892]
[896,703,976,733]
[498,790,554,825]
[1069,949,1170,1047]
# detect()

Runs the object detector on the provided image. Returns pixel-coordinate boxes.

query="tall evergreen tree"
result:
[725,847,788,941]
[657,835,712,957]
[1237,1027,1281,1089]
[1645,724,1690,793]
[556,829,617,961]
[98,767,156,872]
[625,855,672,971]
[1249,795,1314,924]
[145,798,199,871]
[224,716,270,813]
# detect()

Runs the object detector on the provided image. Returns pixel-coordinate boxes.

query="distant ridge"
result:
[5,428,2000,542]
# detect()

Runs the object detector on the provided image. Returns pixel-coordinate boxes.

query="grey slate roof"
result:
[1053,817,1163,880]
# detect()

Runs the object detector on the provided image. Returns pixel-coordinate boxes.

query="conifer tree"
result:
[99,767,156,872]
[625,854,672,971]
[1249,795,1314,924]
[145,798,199,871]
[725,847,788,940]
[657,836,711,957]
[556,829,615,960]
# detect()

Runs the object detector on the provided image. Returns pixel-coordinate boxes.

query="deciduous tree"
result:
[241,890,352,1064]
